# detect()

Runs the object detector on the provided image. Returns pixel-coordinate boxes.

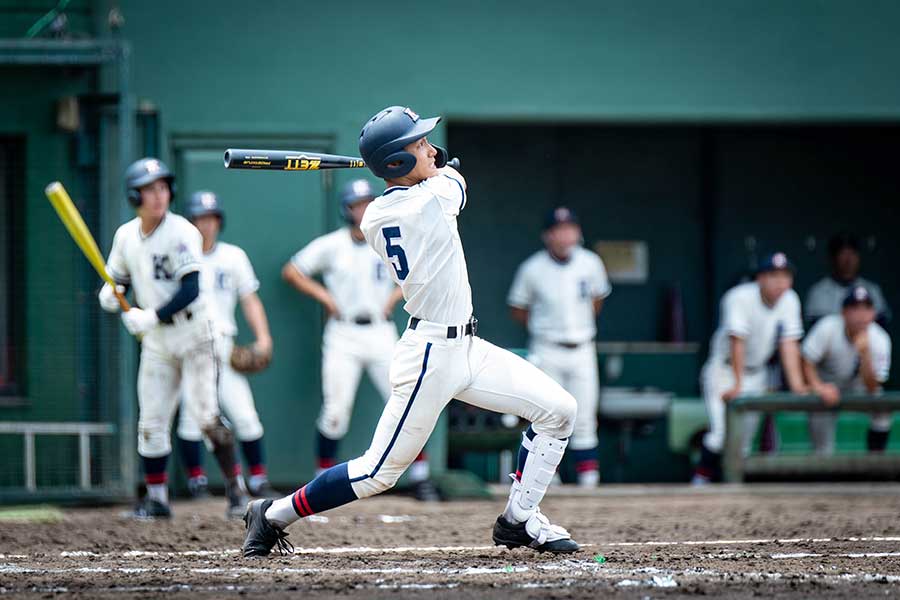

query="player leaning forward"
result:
[692,252,808,484]
[243,106,580,556]
[99,158,245,517]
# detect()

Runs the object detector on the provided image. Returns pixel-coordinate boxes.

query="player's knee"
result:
[232,414,264,441]
[317,411,351,440]
[201,417,234,448]
[556,393,578,437]
[138,422,172,457]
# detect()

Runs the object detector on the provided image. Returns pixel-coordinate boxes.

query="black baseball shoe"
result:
[187,475,210,499]
[132,497,172,519]
[492,513,579,553]
[249,480,281,499]
[226,483,251,520]
[413,479,441,502]
[242,499,293,558]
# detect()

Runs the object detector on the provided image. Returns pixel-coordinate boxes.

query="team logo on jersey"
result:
[579,279,589,299]
[216,270,231,290]
[152,254,174,280]
[403,107,420,122]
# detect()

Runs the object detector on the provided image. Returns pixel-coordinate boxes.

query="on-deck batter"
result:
[243,106,580,556]
[98,158,244,518]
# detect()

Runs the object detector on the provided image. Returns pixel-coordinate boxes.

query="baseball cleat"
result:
[413,479,441,502]
[187,475,210,499]
[242,499,293,558]
[248,480,281,499]
[132,497,172,519]
[226,485,252,520]
[492,512,579,554]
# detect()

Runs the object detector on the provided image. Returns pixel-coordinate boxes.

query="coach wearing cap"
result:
[802,285,893,454]
[805,233,892,327]
[692,252,808,484]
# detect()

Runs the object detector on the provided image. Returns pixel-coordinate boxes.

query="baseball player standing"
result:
[98,158,245,517]
[692,252,808,484]
[508,207,611,487]
[176,191,277,499]
[803,286,893,453]
[805,233,892,326]
[281,179,438,500]
[243,106,579,556]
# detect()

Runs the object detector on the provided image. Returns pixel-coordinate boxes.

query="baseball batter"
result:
[176,191,277,499]
[98,158,244,518]
[282,180,436,499]
[243,106,579,557]
[803,286,893,453]
[693,252,808,484]
[508,207,611,487]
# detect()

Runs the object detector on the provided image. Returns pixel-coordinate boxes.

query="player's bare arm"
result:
[779,338,809,395]
[854,332,881,393]
[382,287,404,319]
[281,262,339,317]
[802,357,841,406]
[592,297,605,317]
[240,292,273,355]
[722,335,745,402]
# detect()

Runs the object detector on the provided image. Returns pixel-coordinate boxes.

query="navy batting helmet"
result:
[125,157,175,207]
[340,179,376,224]
[359,106,440,179]
[188,190,225,230]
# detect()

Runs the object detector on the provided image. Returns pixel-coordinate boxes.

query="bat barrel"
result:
[224,148,367,171]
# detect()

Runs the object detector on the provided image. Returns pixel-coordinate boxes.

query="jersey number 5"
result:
[382,226,409,280]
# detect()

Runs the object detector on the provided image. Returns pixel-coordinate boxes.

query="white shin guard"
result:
[505,431,567,524]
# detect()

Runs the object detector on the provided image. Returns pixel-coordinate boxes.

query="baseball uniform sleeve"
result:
[590,253,612,299]
[422,174,466,217]
[868,282,893,323]
[722,290,751,339]
[290,235,330,276]
[801,317,830,364]
[233,247,260,299]
[507,260,534,309]
[171,222,203,280]
[106,226,131,284]
[872,327,892,383]
[780,290,805,340]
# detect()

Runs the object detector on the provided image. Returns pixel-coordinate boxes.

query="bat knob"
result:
[448,157,460,170]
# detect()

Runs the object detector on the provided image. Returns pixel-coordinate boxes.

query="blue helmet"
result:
[359,106,440,179]
[125,157,175,207]
[340,179,376,224]
[187,190,225,230]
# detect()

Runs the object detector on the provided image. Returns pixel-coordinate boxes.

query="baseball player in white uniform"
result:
[805,233,892,327]
[282,179,437,500]
[98,158,244,518]
[508,207,611,487]
[243,106,579,557]
[692,252,808,484]
[176,191,277,499]
[803,285,893,454]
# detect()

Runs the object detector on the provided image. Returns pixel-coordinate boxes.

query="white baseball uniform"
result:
[350,174,577,499]
[702,282,804,454]
[805,276,892,324]
[105,212,219,458]
[177,241,265,443]
[289,227,398,440]
[507,247,611,451]
[802,314,892,453]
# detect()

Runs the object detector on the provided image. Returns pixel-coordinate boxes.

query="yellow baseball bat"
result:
[44,181,131,311]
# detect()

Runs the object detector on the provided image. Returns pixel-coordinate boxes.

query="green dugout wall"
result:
[2,0,900,491]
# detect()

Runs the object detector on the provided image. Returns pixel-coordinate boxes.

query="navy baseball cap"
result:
[843,285,874,308]
[757,251,795,274]
[543,206,579,231]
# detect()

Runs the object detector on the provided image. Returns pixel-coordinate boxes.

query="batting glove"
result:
[121,307,159,336]
[99,283,126,313]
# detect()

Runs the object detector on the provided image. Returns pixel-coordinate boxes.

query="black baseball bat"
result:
[224,148,459,172]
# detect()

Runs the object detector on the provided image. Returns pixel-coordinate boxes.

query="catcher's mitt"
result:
[230,344,272,373]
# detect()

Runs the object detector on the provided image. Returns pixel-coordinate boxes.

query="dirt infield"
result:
[2,483,900,598]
